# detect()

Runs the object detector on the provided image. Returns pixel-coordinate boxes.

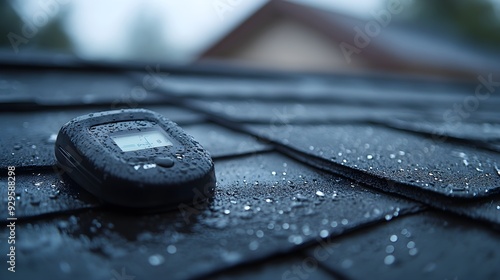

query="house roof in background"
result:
[199,0,500,79]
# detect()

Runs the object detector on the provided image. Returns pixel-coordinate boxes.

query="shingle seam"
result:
[194,208,425,280]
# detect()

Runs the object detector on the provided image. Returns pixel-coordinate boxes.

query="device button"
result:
[155,157,175,168]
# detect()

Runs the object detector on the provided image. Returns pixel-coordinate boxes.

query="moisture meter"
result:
[55,109,215,208]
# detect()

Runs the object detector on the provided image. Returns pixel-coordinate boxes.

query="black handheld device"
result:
[55,109,215,208]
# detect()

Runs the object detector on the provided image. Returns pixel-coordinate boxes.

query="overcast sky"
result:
[9,0,401,61]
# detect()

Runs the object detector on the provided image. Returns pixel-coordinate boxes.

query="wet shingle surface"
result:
[307,211,500,280]
[1,66,500,279]
[0,172,99,220]
[247,124,500,199]
[0,153,421,280]
[183,123,272,159]
[207,254,336,280]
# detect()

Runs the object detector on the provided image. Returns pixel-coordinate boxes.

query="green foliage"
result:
[1,1,72,54]
[401,0,500,48]
[0,2,23,47]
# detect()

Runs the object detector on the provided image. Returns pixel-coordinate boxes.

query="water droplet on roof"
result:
[47,134,57,144]
[401,228,411,238]
[386,245,395,254]
[494,163,500,176]
[248,240,259,251]
[288,235,303,245]
[315,190,325,197]
[331,191,338,199]
[221,251,242,263]
[295,194,308,201]
[148,254,165,266]
[167,245,177,254]
[384,255,395,265]
[302,225,311,235]
[390,235,398,242]
[49,190,60,199]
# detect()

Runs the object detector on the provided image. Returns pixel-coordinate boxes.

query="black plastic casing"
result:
[55,109,215,208]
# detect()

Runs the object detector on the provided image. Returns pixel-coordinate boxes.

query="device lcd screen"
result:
[110,128,173,152]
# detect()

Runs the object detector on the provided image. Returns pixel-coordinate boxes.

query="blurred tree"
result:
[1,1,73,54]
[0,2,24,49]
[398,0,500,48]
[35,13,73,53]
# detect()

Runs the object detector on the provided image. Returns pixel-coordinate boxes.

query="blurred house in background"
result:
[199,0,500,80]
[3,0,500,80]
[200,1,364,73]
